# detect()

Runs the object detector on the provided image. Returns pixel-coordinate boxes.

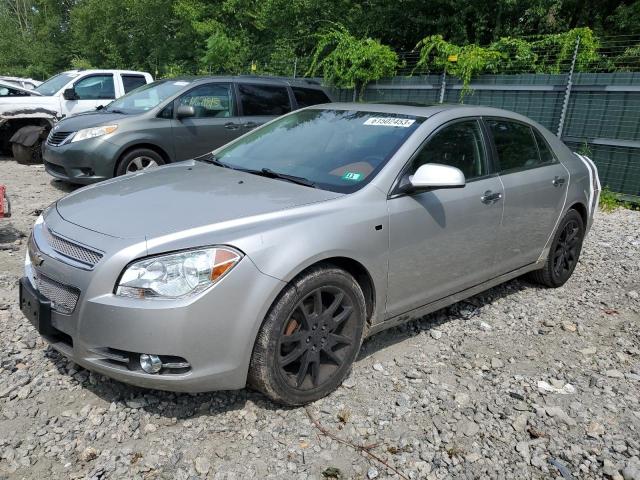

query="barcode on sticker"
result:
[364,117,415,127]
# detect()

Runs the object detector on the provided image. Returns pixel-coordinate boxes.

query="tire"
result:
[528,209,585,288]
[248,266,366,406]
[115,148,165,177]
[12,140,43,165]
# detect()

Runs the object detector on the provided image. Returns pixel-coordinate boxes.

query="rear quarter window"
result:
[292,87,331,107]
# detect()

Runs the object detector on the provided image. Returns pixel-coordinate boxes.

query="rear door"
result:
[235,82,292,133]
[485,118,569,274]
[170,82,240,160]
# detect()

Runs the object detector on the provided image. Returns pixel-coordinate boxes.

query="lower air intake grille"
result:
[35,271,80,314]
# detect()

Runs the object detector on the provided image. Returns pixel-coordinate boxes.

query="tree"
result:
[307,27,398,97]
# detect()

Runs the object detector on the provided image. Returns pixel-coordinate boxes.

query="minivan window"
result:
[216,109,423,193]
[177,83,234,118]
[238,84,291,116]
[122,75,147,94]
[105,80,190,114]
[411,120,487,180]
[292,87,331,107]
[487,119,540,172]
[74,74,115,100]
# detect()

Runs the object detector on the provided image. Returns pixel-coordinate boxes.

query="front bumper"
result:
[43,137,119,185]
[22,210,285,392]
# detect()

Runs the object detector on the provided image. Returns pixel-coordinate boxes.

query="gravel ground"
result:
[1,157,639,480]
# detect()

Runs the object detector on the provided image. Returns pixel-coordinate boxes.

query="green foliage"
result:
[307,27,398,97]
[599,187,620,213]
[415,27,601,97]
[202,24,250,74]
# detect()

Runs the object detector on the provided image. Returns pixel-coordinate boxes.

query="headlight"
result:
[116,247,242,299]
[71,125,118,143]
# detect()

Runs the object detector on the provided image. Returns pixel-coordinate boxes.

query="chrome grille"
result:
[47,130,73,146]
[43,227,103,267]
[35,271,80,314]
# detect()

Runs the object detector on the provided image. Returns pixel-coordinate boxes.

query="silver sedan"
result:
[20,104,600,405]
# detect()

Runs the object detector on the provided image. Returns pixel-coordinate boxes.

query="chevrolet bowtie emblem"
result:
[28,236,44,266]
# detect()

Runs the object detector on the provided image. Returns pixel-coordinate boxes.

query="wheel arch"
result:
[567,201,588,227]
[114,143,171,176]
[285,256,377,327]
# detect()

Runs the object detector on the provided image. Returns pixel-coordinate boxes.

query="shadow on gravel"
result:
[50,179,81,193]
[357,277,539,361]
[41,277,542,416]
[0,224,27,243]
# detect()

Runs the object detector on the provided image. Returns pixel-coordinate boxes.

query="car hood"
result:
[55,110,131,130]
[56,161,343,239]
[0,95,59,117]
[0,81,42,96]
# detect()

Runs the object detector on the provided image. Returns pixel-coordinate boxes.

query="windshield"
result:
[34,72,77,96]
[104,80,191,114]
[215,109,424,193]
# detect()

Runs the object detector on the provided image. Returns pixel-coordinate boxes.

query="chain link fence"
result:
[244,34,640,200]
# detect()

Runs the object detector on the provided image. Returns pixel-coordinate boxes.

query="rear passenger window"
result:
[238,84,291,116]
[292,87,330,107]
[533,129,556,164]
[122,75,147,93]
[487,119,540,172]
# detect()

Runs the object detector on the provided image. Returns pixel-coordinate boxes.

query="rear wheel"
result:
[115,148,165,177]
[528,209,585,288]
[248,266,366,405]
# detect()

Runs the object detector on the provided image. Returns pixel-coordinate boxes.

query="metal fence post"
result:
[557,36,581,137]
[439,69,447,103]
[293,58,297,79]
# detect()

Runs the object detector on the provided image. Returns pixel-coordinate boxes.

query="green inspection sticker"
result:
[342,172,363,181]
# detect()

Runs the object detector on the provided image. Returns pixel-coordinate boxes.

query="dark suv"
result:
[42,76,332,184]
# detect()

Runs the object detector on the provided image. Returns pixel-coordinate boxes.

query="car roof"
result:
[306,102,542,124]
[160,75,326,89]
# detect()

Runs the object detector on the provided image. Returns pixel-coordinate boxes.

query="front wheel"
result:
[528,209,585,288]
[248,266,366,405]
[115,148,165,177]
[12,140,43,165]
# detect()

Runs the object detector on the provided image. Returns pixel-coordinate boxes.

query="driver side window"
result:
[74,75,115,100]
[410,120,487,180]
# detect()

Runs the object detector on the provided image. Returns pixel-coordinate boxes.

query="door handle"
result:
[243,122,258,129]
[224,122,240,130]
[481,191,502,204]
[552,176,566,187]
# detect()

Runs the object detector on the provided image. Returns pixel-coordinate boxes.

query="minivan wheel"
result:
[248,266,366,406]
[528,209,585,288]
[116,148,165,176]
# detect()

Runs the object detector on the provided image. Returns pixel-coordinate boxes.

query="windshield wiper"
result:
[194,153,231,168]
[252,168,316,188]
[105,108,127,114]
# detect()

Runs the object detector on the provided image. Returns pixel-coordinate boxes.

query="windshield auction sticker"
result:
[364,117,415,127]
[342,172,364,181]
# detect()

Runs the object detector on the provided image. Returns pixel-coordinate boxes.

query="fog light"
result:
[140,354,162,374]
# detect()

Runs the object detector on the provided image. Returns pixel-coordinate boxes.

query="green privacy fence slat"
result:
[325,72,640,197]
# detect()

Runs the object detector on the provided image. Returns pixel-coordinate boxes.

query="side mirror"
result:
[406,163,466,191]
[176,105,195,119]
[63,88,78,101]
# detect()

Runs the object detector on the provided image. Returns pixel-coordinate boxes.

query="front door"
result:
[485,119,569,274]
[386,119,504,318]
[170,82,241,161]
[62,74,116,116]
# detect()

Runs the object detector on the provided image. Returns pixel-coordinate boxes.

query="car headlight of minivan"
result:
[71,125,118,143]
[116,247,242,299]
